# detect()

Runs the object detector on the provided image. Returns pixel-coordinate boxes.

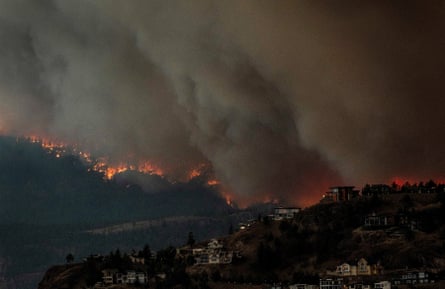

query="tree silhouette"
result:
[66,253,74,264]
[187,231,195,247]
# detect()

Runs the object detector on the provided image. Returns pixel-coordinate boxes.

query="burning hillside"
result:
[25,135,164,180]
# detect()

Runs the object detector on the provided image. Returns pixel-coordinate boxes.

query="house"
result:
[274,207,301,220]
[361,184,392,196]
[322,186,359,203]
[136,272,148,284]
[357,258,372,275]
[335,263,357,276]
[289,284,318,289]
[101,269,118,285]
[327,258,383,277]
[393,271,431,286]
[207,239,223,250]
[195,254,209,265]
[364,213,394,228]
[374,281,391,289]
[193,239,233,265]
[101,270,148,285]
[348,284,371,289]
[126,271,137,284]
[320,278,343,289]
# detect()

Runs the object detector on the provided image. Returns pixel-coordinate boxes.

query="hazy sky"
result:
[1,1,444,205]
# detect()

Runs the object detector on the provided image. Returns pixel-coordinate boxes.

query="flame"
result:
[186,164,221,186]
[23,135,164,180]
[91,160,164,180]
[207,179,219,186]
[188,168,201,179]
[186,163,210,180]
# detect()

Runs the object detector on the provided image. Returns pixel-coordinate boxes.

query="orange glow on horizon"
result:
[390,176,445,186]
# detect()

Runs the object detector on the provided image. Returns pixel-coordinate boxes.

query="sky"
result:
[0,1,445,206]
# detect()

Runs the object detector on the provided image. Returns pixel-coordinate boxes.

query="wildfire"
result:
[89,159,164,180]
[186,164,221,186]
[24,135,163,180]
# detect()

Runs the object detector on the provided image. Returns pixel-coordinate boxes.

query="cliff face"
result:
[38,264,86,289]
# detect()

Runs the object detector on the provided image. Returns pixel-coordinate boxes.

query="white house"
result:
[327,258,382,277]
[274,207,301,220]
[289,284,318,289]
[320,278,343,289]
[374,281,391,289]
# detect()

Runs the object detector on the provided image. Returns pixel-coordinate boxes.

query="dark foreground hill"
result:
[0,136,270,289]
[38,194,445,289]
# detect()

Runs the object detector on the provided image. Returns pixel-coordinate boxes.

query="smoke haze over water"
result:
[1,1,445,205]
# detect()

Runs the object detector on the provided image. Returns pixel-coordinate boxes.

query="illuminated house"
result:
[322,186,359,202]
[102,270,148,285]
[374,281,391,289]
[326,258,383,277]
[193,239,233,265]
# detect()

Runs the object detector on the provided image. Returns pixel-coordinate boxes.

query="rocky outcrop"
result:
[38,264,85,289]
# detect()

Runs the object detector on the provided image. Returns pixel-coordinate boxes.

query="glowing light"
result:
[137,162,164,176]
[221,192,233,206]
[207,179,219,186]
[188,168,201,179]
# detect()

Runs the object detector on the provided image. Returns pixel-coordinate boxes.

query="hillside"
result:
[0,136,269,289]
[0,136,234,225]
[38,194,445,288]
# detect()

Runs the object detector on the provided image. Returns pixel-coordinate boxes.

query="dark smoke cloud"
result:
[1,1,444,205]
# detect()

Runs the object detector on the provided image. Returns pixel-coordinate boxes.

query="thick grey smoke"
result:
[1,1,444,205]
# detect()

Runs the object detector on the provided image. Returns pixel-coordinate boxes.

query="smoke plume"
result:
[1,1,444,205]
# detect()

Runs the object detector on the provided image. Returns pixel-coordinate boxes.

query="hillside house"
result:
[321,186,359,203]
[207,239,223,249]
[102,269,118,285]
[327,258,382,277]
[193,239,233,265]
[363,212,419,232]
[101,270,147,285]
[348,284,371,289]
[357,258,372,275]
[335,263,357,276]
[273,207,301,220]
[364,213,393,227]
[289,284,318,289]
[320,278,343,289]
[374,281,391,289]
[362,184,392,196]
[393,271,432,286]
